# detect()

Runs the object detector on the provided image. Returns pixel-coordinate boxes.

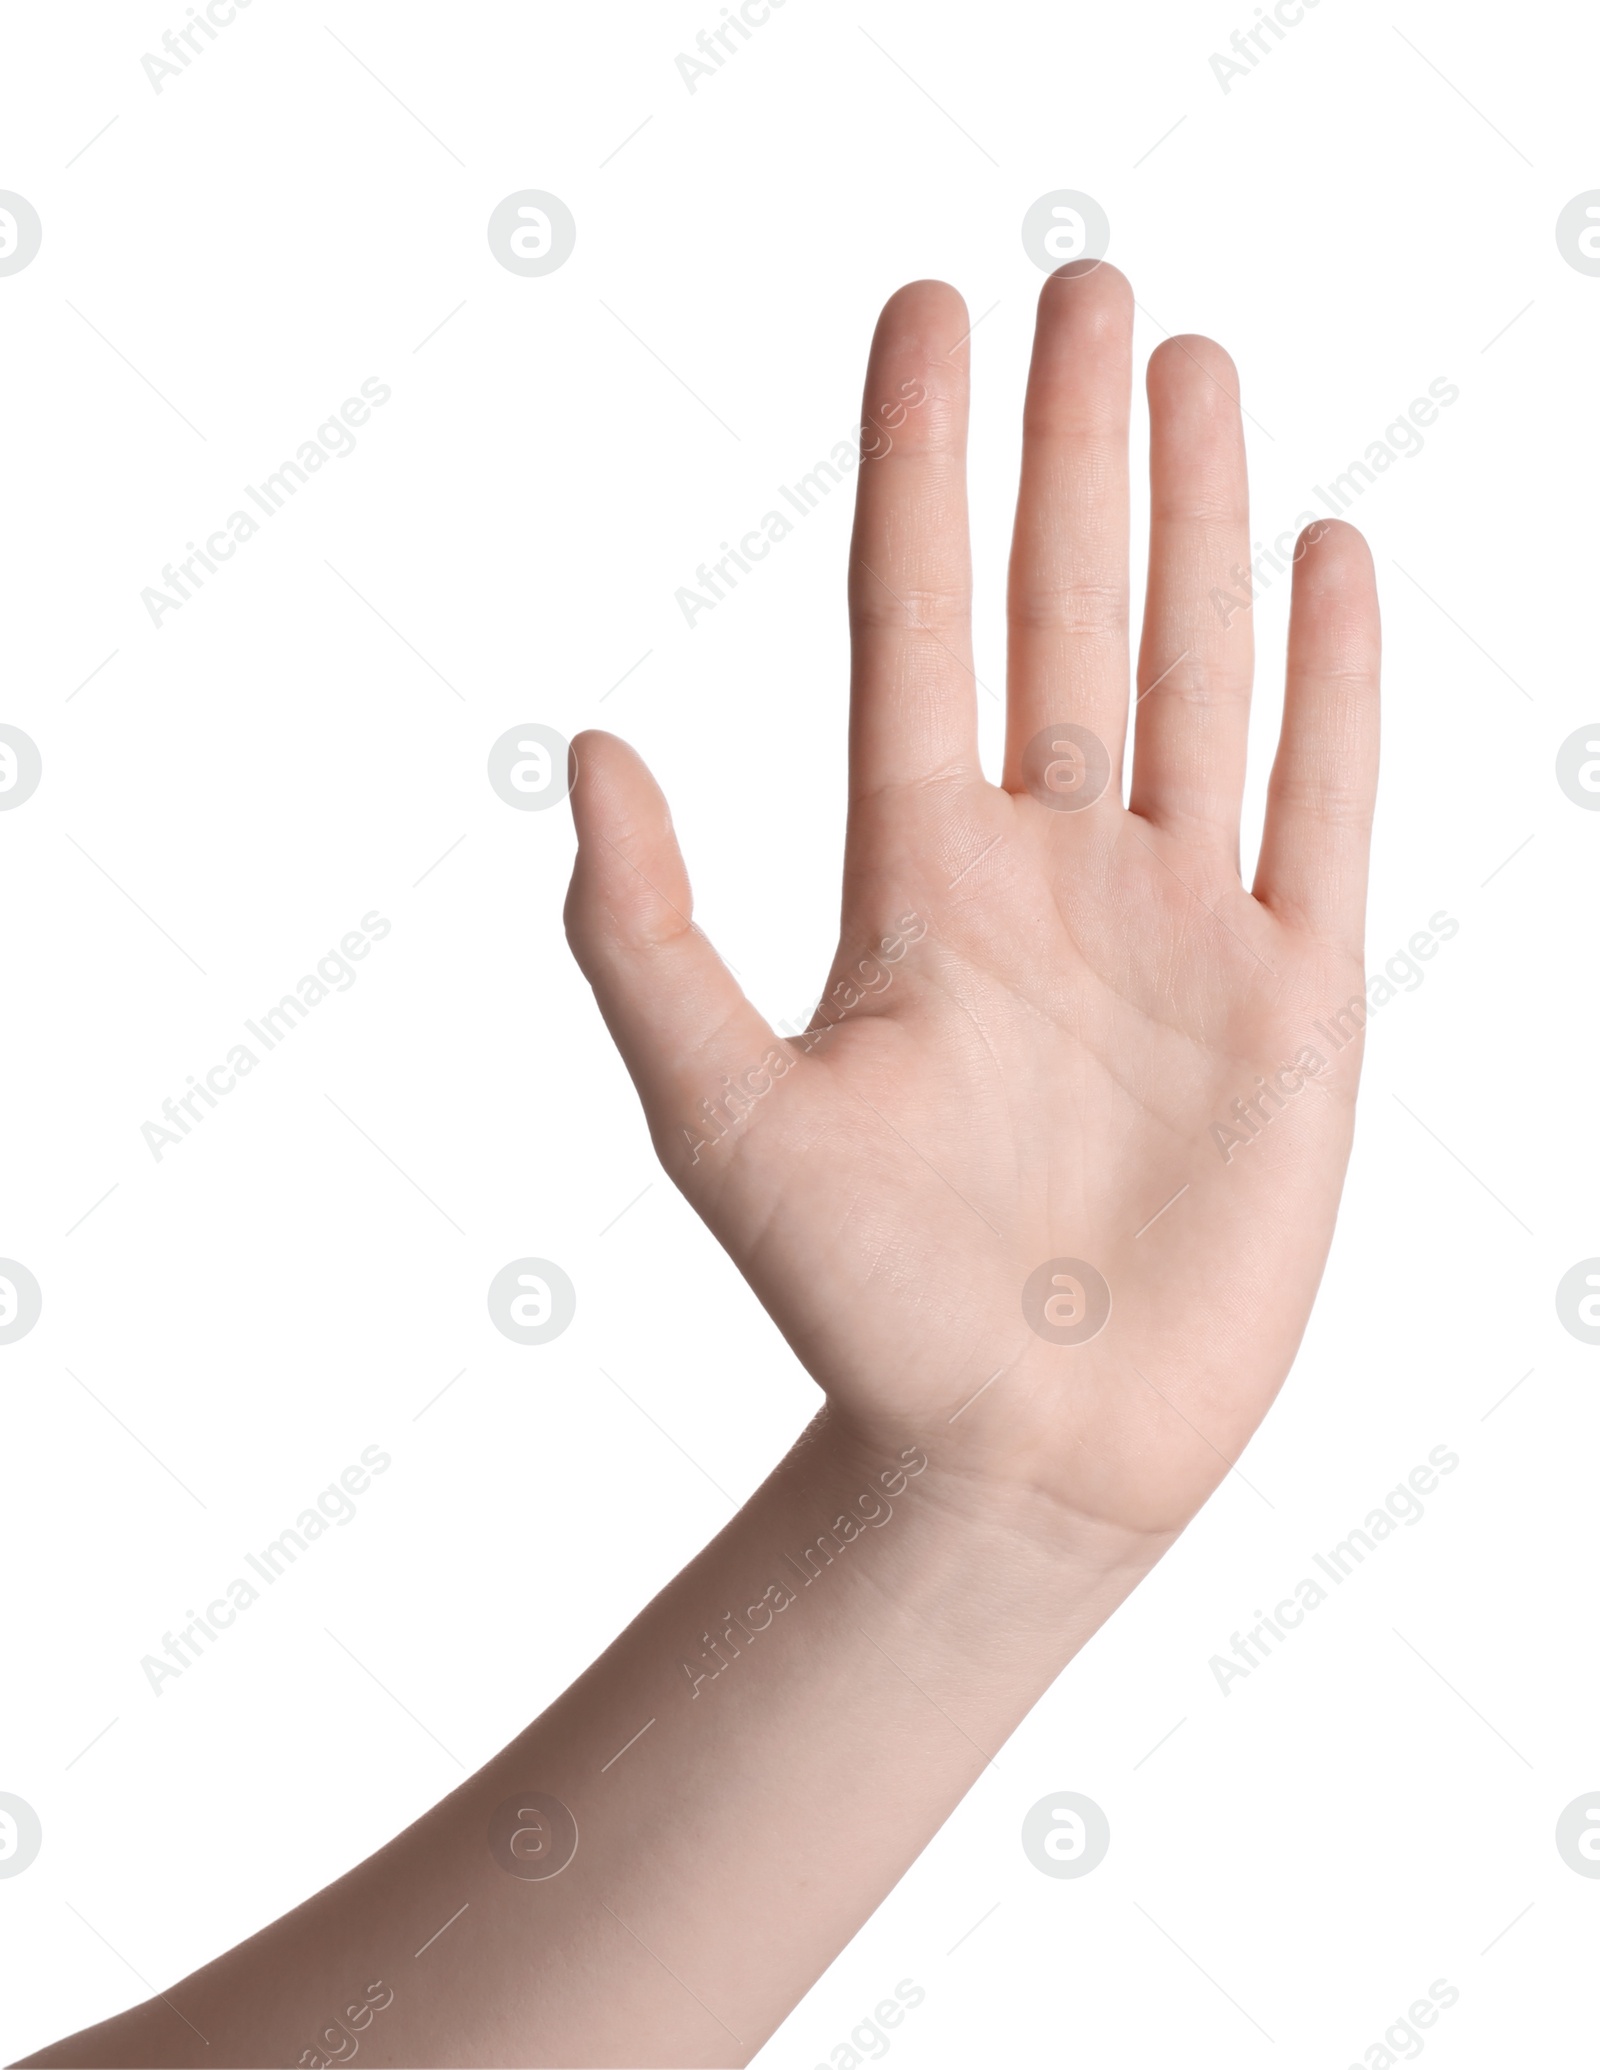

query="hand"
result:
[26,262,1384,2070]
[565,262,1380,1561]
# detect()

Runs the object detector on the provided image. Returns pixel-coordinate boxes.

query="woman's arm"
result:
[28,1414,1153,2069]
[24,259,1380,2068]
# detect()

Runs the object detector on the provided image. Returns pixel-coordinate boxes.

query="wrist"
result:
[787,1405,1170,1683]
[807,1385,1176,1565]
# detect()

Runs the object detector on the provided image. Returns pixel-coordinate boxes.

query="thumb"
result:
[564,730,781,1171]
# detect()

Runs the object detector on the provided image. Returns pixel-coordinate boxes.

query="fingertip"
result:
[567,727,671,833]
[1293,518,1376,592]
[564,731,692,957]
[558,731,773,1140]
[1039,257,1133,327]
[568,725,636,799]
[1257,517,1382,946]
[872,279,972,365]
[1289,523,1381,681]
[880,276,967,317]
[1147,333,1241,411]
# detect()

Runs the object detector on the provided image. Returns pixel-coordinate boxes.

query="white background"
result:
[2,1,1596,2064]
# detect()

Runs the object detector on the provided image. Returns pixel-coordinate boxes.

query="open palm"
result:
[566,263,1380,1556]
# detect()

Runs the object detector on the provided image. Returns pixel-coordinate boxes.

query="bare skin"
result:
[23,262,1379,2069]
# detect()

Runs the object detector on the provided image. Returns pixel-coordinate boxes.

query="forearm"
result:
[24,1411,1160,2070]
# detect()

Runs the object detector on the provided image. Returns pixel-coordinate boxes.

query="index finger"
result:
[846,280,980,816]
